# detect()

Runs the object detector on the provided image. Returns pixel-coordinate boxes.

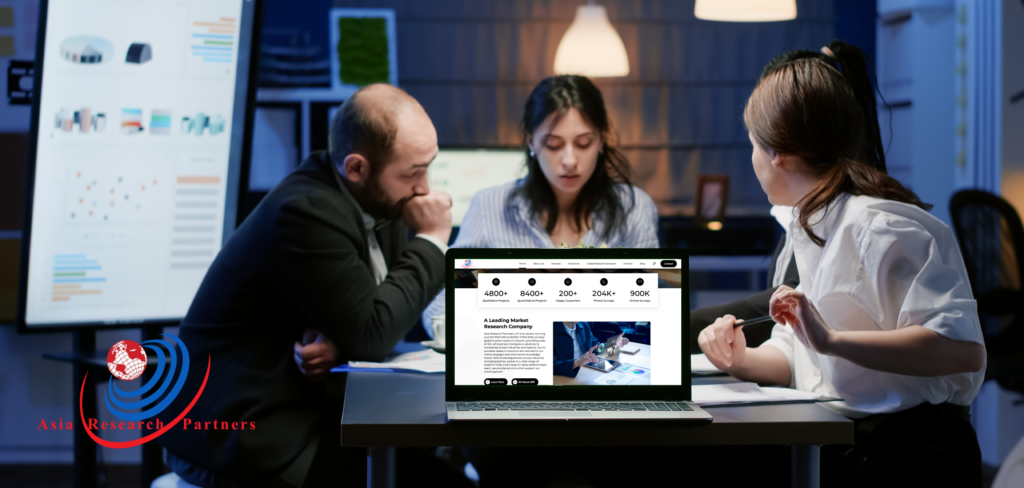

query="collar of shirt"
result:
[770,205,795,230]
[787,194,851,292]
[508,182,605,248]
[770,205,795,288]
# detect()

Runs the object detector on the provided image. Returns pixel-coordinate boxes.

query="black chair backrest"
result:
[949,190,1024,351]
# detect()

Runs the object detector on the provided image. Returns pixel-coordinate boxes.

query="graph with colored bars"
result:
[191,16,236,63]
[52,254,104,302]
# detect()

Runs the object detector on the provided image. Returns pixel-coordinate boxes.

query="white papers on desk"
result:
[347,349,446,373]
[693,382,836,407]
[690,354,723,374]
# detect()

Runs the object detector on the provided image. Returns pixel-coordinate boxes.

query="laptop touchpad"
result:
[519,412,593,418]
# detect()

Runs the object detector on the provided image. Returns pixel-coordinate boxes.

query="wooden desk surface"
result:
[339,372,853,448]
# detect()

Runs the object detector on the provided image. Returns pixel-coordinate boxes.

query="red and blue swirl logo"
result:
[79,334,209,448]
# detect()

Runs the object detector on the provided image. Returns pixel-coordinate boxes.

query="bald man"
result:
[156,84,458,487]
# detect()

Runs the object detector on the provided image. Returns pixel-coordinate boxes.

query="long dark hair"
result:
[509,75,634,240]
[744,57,931,247]
[759,40,888,173]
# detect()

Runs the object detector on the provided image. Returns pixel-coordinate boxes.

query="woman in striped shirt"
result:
[422,75,659,333]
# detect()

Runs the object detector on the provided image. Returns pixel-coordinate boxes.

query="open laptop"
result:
[444,248,712,422]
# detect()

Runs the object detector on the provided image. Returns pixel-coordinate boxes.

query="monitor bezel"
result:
[445,248,691,402]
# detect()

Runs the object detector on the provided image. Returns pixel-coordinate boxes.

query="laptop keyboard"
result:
[455,402,694,412]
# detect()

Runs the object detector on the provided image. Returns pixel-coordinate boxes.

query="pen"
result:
[733,315,776,328]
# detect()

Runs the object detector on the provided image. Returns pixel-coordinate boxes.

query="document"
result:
[690,353,723,375]
[336,349,446,374]
[693,382,840,407]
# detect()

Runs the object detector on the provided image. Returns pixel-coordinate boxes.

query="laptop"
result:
[444,248,712,422]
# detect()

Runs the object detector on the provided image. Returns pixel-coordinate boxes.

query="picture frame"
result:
[695,174,729,226]
[329,8,398,91]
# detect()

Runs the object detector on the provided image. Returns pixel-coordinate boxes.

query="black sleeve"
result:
[689,287,777,351]
[688,236,799,352]
[272,198,445,362]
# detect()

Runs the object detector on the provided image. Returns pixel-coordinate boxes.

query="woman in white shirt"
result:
[698,54,987,485]
[420,75,659,333]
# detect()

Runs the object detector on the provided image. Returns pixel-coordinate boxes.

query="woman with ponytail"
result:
[690,40,893,351]
[698,51,986,485]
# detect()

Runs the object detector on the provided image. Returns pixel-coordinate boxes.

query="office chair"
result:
[950,190,1024,396]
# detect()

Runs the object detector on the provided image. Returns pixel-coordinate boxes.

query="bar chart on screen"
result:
[187,12,237,74]
[51,254,105,302]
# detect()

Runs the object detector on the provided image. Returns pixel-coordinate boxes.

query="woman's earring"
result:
[529,149,535,158]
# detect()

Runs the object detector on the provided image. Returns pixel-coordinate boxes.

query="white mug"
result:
[431,315,446,345]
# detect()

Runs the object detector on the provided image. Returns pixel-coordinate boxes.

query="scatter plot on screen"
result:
[64,167,161,223]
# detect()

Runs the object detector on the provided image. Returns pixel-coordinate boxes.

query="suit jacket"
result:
[688,235,800,351]
[552,322,601,378]
[156,151,445,476]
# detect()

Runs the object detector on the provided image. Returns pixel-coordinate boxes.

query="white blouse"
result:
[761,194,986,418]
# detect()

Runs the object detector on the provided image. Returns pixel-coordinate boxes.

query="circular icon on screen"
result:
[636,278,644,286]
[528,278,536,286]
[485,379,490,385]
[492,278,500,286]
[600,278,608,286]
[564,278,572,286]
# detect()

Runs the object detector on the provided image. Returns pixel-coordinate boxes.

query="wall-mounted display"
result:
[20,0,262,331]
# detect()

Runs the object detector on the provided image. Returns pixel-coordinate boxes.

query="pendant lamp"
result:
[694,0,797,22]
[553,4,629,77]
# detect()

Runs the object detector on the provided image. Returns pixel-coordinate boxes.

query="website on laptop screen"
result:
[452,258,683,387]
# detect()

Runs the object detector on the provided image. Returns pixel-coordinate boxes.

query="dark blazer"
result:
[156,151,445,476]
[688,235,800,351]
[552,322,601,378]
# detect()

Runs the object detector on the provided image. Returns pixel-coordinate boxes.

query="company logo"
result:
[462,259,473,268]
[107,340,147,380]
[78,334,210,448]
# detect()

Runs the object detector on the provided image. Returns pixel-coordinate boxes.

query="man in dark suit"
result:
[552,321,601,378]
[551,322,629,378]
[157,84,459,487]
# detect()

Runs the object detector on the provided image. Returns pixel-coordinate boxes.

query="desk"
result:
[340,371,853,488]
[553,343,652,385]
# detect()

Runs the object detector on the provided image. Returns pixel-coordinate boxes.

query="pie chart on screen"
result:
[60,36,114,64]
[629,368,645,375]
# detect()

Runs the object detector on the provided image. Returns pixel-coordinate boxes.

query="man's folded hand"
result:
[294,328,340,381]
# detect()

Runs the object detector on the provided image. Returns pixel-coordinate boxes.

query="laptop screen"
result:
[446,250,688,400]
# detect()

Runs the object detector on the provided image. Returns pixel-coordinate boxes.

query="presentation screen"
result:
[427,149,527,226]
[18,0,261,330]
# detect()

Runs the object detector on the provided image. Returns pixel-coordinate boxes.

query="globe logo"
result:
[106,340,147,381]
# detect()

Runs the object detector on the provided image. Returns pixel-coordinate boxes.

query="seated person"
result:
[699,53,986,487]
[689,41,891,351]
[551,321,628,378]
[422,75,659,334]
[155,84,459,488]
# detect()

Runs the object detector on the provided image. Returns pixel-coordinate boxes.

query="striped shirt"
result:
[421,180,660,336]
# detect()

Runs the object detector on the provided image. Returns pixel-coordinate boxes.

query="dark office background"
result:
[5,0,1022,485]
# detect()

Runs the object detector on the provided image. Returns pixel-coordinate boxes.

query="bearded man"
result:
[156,84,457,487]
